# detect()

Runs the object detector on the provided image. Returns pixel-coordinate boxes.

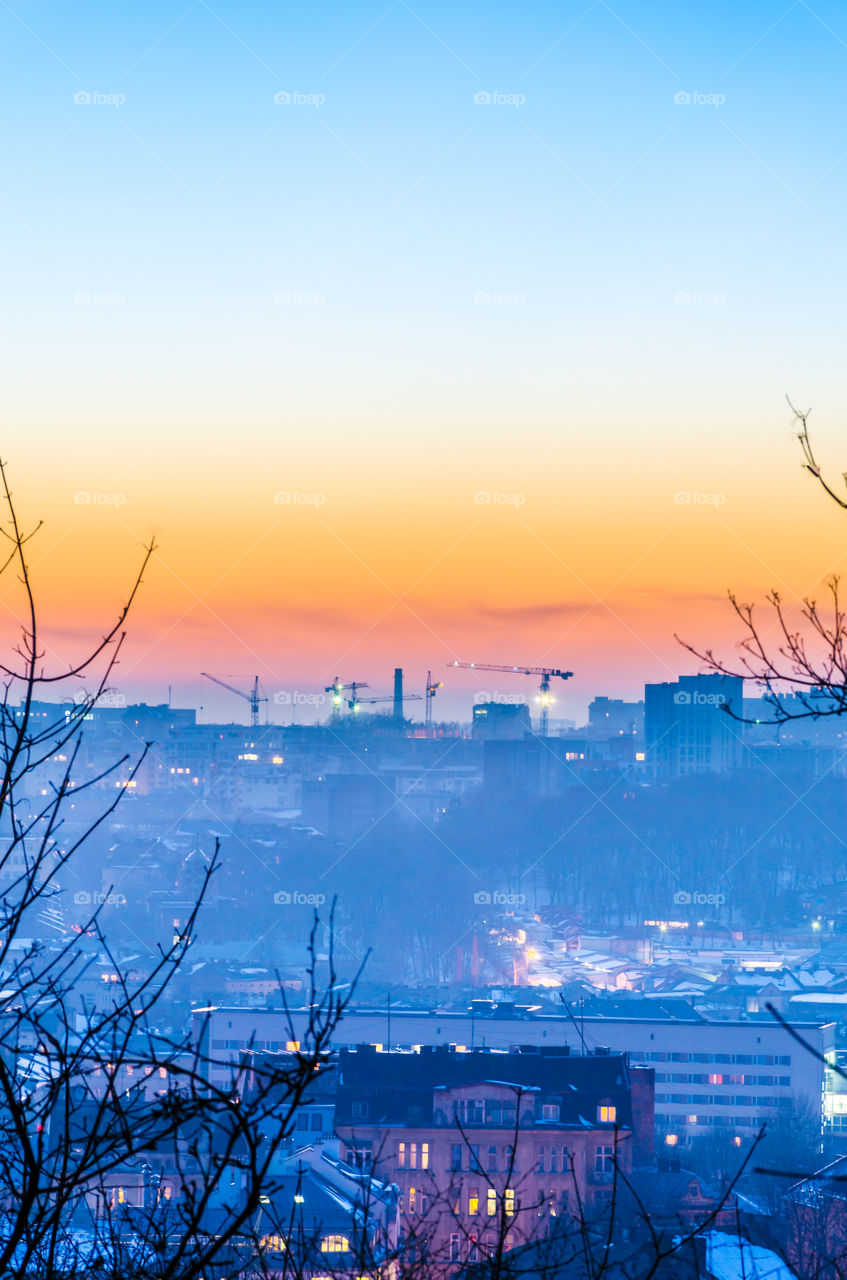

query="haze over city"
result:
[5,3,847,1278]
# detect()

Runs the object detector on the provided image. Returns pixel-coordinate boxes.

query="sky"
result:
[2,0,847,723]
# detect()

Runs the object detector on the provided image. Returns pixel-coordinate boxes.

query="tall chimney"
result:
[393,667,403,722]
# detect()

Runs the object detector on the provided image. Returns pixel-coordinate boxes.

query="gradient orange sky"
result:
[4,1,847,722]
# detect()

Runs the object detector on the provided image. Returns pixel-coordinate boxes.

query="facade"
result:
[644,674,744,778]
[194,1006,837,1149]
[334,1044,651,1269]
[587,697,644,739]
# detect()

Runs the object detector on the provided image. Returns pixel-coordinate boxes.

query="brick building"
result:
[334,1044,653,1268]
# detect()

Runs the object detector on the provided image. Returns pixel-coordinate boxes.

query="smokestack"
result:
[393,667,403,722]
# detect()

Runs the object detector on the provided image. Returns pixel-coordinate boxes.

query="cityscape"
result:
[5,0,847,1277]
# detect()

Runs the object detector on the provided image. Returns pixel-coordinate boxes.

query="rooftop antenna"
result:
[559,994,587,1054]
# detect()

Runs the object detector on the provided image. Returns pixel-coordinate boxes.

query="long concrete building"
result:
[193,1005,840,1149]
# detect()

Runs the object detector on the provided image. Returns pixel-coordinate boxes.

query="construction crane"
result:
[447,661,573,736]
[356,693,422,708]
[425,671,443,728]
[201,673,268,728]
[324,678,370,714]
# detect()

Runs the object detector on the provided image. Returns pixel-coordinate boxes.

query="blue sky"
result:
[3,1,847,720]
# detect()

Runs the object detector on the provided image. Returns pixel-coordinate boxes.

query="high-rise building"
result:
[644,675,744,779]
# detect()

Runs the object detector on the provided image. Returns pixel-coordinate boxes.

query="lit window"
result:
[665,1134,678,1147]
[709,1073,723,1085]
[321,1236,350,1253]
[469,1190,479,1214]
[398,1142,406,1168]
[421,1141,429,1170]
[487,1189,497,1216]
[505,1189,515,1217]
[286,1041,300,1052]
[599,1105,616,1123]
[408,1187,416,1216]
[410,1142,417,1169]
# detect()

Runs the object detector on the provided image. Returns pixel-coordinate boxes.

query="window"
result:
[408,1187,416,1215]
[598,1105,616,1124]
[541,1103,559,1121]
[537,1145,545,1173]
[410,1142,418,1169]
[505,1189,516,1217]
[450,1234,460,1262]
[397,1142,406,1168]
[595,1146,614,1176]
[421,1142,429,1170]
[469,1189,479,1214]
[310,1114,322,1131]
[321,1236,350,1253]
[351,1101,369,1119]
[451,1144,462,1171]
[709,1073,723,1085]
[487,1189,497,1216]
[487,1145,497,1172]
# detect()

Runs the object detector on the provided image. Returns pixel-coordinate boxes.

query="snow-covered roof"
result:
[703,1230,796,1280]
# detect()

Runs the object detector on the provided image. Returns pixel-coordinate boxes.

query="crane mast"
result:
[200,673,268,728]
